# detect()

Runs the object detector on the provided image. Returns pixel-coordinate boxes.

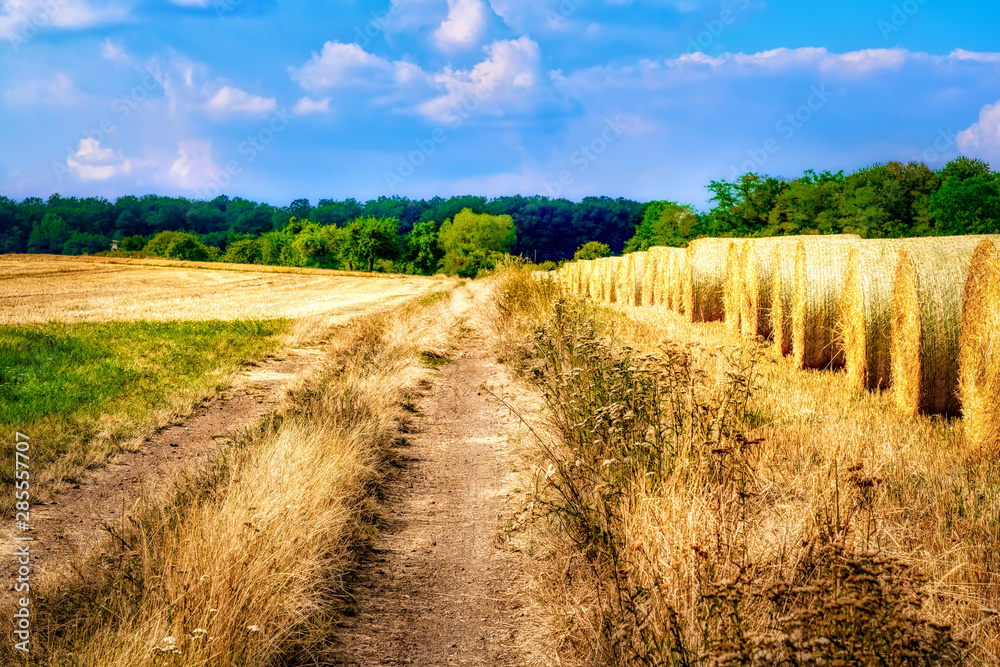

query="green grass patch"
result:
[0,319,288,515]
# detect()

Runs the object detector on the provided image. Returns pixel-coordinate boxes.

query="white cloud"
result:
[206,85,277,116]
[434,0,488,50]
[0,0,129,39]
[293,96,332,115]
[101,38,132,64]
[958,100,1000,163]
[419,36,542,121]
[948,49,1000,64]
[167,141,220,190]
[289,41,428,92]
[66,138,133,181]
[670,47,908,74]
[4,73,81,108]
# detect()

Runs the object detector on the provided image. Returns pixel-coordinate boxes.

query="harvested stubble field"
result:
[0,254,448,323]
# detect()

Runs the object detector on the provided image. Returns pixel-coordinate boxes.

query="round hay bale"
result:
[723,242,744,332]
[578,259,594,298]
[642,247,667,306]
[841,239,939,392]
[792,238,860,370]
[618,252,647,307]
[961,239,1000,455]
[671,249,686,314]
[588,259,603,301]
[891,236,1000,417]
[603,257,621,304]
[770,244,796,356]
[742,235,861,340]
[683,239,732,322]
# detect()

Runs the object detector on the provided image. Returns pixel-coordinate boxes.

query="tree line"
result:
[2,157,998,275]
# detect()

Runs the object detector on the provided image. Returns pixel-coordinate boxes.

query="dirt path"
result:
[328,304,529,665]
[1,344,328,602]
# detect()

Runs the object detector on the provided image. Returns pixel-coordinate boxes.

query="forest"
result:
[1,157,998,277]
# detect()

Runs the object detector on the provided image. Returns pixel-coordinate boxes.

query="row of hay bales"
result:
[553,235,1000,454]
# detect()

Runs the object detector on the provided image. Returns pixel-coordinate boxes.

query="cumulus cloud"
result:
[434,0,489,49]
[293,96,332,115]
[289,41,428,91]
[65,139,133,181]
[419,36,543,121]
[958,100,1000,163]
[206,85,277,116]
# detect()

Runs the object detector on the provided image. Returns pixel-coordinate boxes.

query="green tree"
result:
[573,241,612,260]
[437,208,516,276]
[764,171,844,236]
[625,201,700,250]
[930,159,1000,235]
[343,216,400,272]
[705,174,786,237]
[63,231,111,255]
[27,212,70,254]
[404,220,443,274]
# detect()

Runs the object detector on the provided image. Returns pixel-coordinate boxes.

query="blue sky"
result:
[1,0,999,210]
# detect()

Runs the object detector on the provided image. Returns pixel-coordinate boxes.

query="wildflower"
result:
[602,459,615,468]
[192,629,208,638]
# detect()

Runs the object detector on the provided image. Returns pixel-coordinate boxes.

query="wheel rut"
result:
[328,324,528,666]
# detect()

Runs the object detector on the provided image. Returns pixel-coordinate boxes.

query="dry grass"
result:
[0,255,452,324]
[4,290,462,666]
[491,268,1000,665]
[961,239,1000,459]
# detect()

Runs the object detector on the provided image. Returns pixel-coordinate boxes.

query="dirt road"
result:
[327,306,530,665]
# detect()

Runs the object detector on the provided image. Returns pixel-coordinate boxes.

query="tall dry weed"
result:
[490,269,969,666]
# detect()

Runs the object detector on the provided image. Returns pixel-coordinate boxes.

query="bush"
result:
[223,238,262,265]
[119,235,147,252]
[145,231,213,262]
[573,241,611,261]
